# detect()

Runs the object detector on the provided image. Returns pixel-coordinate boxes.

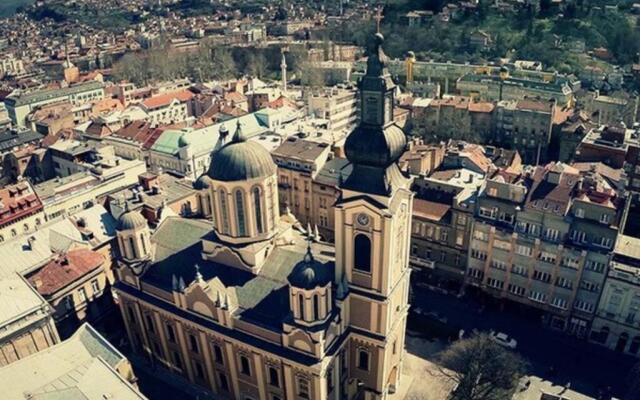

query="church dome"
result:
[207,122,276,182]
[344,124,406,168]
[288,246,331,290]
[194,174,211,190]
[117,206,147,231]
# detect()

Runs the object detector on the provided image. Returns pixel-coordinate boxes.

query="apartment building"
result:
[590,235,640,356]
[307,87,358,134]
[0,180,45,243]
[467,162,627,336]
[494,99,555,165]
[4,81,105,128]
[272,137,332,227]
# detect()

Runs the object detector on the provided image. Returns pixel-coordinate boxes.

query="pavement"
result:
[409,285,636,398]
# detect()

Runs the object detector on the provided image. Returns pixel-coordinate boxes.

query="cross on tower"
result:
[374,6,384,33]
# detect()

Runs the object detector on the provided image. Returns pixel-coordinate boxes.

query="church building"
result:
[113,33,413,400]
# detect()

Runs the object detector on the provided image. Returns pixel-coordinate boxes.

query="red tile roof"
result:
[28,249,104,296]
[413,198,451,222]
[142,90,194,110]
[0,182,43,228]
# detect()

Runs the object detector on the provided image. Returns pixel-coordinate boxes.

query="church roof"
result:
[142,217,334,330]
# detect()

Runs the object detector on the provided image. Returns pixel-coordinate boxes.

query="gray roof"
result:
[0,323,146,400]
[0,129,43,152]
[117,208,147,231]
[314,157,353,187]
[5,81,104,107]
[0,274,48,330]
[143,217,334,330]
[208,139,277,182]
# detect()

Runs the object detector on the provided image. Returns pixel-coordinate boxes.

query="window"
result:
[580,280,600,293]
[91,279,100,294]
[508,284,526,296]
[253,187,264,234]
[235,190,246,236]
[172,351,183,370]
[487,278,504,290]
[585,260,606,273]
[128,237,137,259]
[494,239,511,251]
[539,251,556,264]
[532,270,551,283]
[468,268,484,279]
[353,235,372,273]
[473,230,489,241]
[572,230,586,243]
[298,293,305,320]
[544,228,560,242]
[269,366,279,387]
[313,295,320,320]
[490,260,507,271]
[297,377,310,399]
[145,314,155,333]
[596,237,613,249]
[240,355,251,376]
[600,213,611,224]
[555,277,573,290]
[357,349,369,370]
[219,190,230,234]
[529,290,547,303]
[78,288,87,302]
[574,299,595,313]
[64,295,73,311]
[440,230,448,242]
[479,207,497,219]
[140,234,147,254]
[515,245,532,257]
[511,264,528,276]
[189,333,199,353]
[457,214,467,225]
[561,256,580,269]
[456,232,464,246]
[218,373,229,391]
[194,360,205,379]
[471,248,487,261]
[576,208,585,218]
[551,297,568,310]
[166,324,176,343]
[327,367,334,392]
[212,343,224,365]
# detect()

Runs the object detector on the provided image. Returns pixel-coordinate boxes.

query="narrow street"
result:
[410,285,636,398]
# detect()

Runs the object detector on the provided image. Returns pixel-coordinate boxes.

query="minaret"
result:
[280,48,288,93]
[334,32,413,399]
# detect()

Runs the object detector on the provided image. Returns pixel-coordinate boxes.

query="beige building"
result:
[273,137,333,227]
[113,34,412,400]
[0,322,145,399]
[590,235,640,356]
[307,87,358,135]
[0,274,59,366]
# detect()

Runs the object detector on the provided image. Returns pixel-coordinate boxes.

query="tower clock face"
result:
[357,213,370,226]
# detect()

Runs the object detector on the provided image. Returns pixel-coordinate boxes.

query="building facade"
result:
[113,33,412,400]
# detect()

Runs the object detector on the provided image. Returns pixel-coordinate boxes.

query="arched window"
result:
[313,295,320,320]
[235,190,246,236]
[219,190,230,234]
[298,293,305,320]
[140,233,147,254]
[354,234,372,273]
[128,237,137,259]
[253,187,263,234]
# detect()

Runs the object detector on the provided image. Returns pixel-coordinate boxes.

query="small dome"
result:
[194,174,211,190]
[207,122,276,182]
[288,246,331,290]
[117,206,147,231]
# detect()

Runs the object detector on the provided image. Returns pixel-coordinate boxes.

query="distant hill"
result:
[0,0,34,17]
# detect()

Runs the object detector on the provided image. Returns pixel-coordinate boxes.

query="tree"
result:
[434,333,527,400]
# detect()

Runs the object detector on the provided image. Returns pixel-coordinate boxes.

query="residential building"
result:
[312,157,352,242]
[0,323,145,399]
[398,138,445,176]
[0,274,59,366]
[136,90,195,125]
[307,86,358,135]
[272,137,333,226]
[467,162,627,335]
[26,249,109,338]
[590,235,640,356]
[555,111,596,163]
[34,157,146,222]
[582,91,638,127]
[0,128,44,180]
[494,99,555,164]
[4,81,105,128]
[113,33,411,400]
[0,180,45,243]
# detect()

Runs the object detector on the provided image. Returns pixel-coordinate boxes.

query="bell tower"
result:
[335,33,413,399]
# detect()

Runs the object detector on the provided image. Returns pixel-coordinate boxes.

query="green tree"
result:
[434,333,528,400]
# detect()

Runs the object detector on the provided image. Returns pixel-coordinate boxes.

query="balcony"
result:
[410,256,436,269]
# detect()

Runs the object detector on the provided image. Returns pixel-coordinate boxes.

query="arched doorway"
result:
[629,336,640,355]
[615,332,629,352]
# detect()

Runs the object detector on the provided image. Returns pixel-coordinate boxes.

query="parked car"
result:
[490,331,518,349]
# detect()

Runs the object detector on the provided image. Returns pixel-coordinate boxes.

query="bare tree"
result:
[433,333,527,400]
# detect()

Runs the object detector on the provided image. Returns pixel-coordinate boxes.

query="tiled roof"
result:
[28,248,105,296]
[0,181,43,228]
[413,198,451,222]
[141,90,193,110]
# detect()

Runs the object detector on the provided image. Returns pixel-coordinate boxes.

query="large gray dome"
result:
[117,207,147,231]
[207,122,276,182]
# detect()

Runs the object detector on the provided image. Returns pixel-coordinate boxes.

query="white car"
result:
[490,331,518,349]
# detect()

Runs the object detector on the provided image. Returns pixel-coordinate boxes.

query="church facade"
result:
[113,33,413,400]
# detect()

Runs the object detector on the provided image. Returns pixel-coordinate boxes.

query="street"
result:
[410,285,637,398]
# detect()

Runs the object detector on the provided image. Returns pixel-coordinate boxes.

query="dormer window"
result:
[575,208,584,218]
